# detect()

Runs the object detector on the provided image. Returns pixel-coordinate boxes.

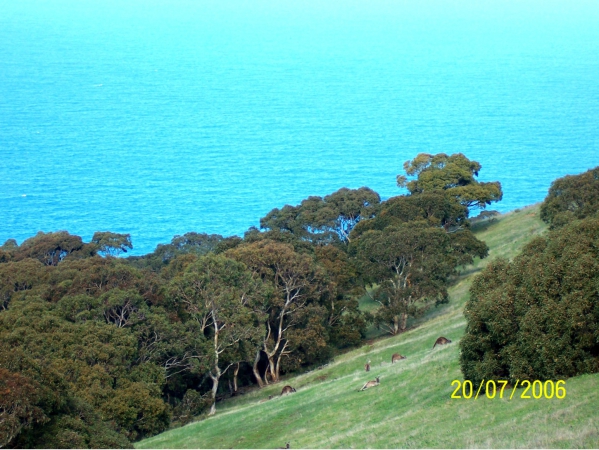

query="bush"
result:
[172,390,211,426]
[540,166,599,228]
[460,216,599,384]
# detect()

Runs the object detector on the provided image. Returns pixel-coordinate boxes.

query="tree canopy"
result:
[397,153,503,211]
[461,214,599,384]
[355,224,487,334]
[169,254,265,415]
[91,232,133,256]
[0,152,511,447]
[540,166,599,229]
[260,187,380,245]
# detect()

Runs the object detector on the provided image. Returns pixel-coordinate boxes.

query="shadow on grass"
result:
[457,266,483,278]
[470,219,499,233]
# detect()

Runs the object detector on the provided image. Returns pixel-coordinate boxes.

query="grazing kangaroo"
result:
[277,443,290,449]
[359,376,380,391]
[391,353,406,363]
[433,336,452,349]
[365,360,371,371]
[280,385,296,396]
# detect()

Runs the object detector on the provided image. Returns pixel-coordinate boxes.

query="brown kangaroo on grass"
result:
[433,336,452,349]
[280,385,296,396]
[365,360,371,371]
[276,443,290,449]
[359,376,380,391]
[391,353,406,363]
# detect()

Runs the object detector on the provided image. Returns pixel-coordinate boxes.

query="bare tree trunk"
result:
[392,315,400,335]
[233,362,240,393]
[274,357,282,382]
[400,312,408,331]
[252,350,264,388]
[208,373,219,416]
[267,357,277,383]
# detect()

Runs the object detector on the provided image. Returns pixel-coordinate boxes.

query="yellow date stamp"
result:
[451,379,566,400]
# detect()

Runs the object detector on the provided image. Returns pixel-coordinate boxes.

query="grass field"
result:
[137,205,599,449]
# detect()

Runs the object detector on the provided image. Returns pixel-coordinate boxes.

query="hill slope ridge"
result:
[137,205,599,449]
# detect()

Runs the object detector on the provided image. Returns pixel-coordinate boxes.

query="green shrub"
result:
[461,216,599,384]
[172,389,211,426]
[540,166,599,228]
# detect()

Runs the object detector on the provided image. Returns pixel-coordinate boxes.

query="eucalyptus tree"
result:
[226,240,327,385]
[168,254,266,415]
[350,191,469,238]
[0,258,48,311]
[461,215,599,384]
[260,187,380,245]
[0,368,47,448]
[397,153,503,212]
[91,232,133,256]
[14,231,91,266]
[356,223,486,334]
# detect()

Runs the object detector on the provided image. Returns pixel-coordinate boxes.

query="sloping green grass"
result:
[137,205,599,448]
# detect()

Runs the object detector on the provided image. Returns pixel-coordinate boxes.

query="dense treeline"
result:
[461,166,599,385]
[1,153,499,448]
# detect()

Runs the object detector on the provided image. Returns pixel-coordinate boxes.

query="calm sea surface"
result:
[1,0,598,255]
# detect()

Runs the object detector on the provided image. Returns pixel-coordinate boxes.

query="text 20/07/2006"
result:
[451,380,566,400]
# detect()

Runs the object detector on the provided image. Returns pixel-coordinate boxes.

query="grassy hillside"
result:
[137,205,599,449]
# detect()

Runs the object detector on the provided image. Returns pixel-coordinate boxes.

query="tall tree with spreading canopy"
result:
[356,223,487,334]
[91,232,133,256]
[260,187,380,245]
[15,231,90,266]
[169,254,265,415]
[396,153,502,212]
[226,240,327,385]
[350,192,469,238]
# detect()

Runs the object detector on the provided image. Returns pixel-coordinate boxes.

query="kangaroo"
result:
[391,353,406,364]
[365,360,371,371]
[276,443,290,449]
[359,376,380,391]
[433,336,452,349]
[280,385,296,396]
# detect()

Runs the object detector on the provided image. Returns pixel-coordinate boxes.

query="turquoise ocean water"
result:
[1,0,598,255]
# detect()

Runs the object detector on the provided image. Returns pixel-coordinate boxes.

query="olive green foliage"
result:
[350,192,468,238]
[11,231,96,266]
[540,166,599,228]
[313,245,367,347]
[169,254,266,415]
[225,240,337,385]
[17,397,130,449]
[127,232,240,271]
[349,153,496,335]
[260,187,380,245]
[0,258,48,311]
[0,256,171,447]
[0,368,48,447]
[92,231,133,256]
[461,216,599,384]
[1,153,505,446]
[397,152,503,210]
[355,224,487,335]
